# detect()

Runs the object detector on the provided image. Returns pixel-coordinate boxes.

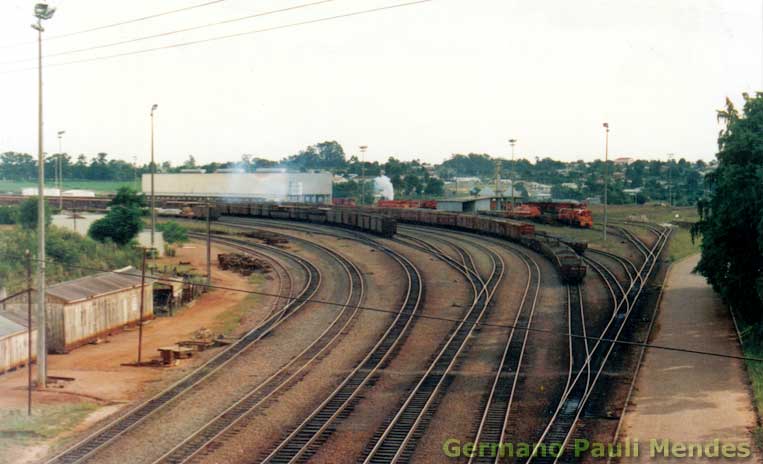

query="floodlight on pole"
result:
[32,2,56,388]
[57,130,65,210]
[603,122,610,242]
[359,145,368,205]
[508,139,517,209]
[150,104,158,269]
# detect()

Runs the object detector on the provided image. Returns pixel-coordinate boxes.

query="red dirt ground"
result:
[0,240,274,463]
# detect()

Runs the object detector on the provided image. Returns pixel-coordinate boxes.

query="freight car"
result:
[351,206,586,283]
[212,202,396,238]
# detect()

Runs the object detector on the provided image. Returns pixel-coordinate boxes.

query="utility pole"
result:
[25,250,32,415]
[603,123,610,242]
[494,159,502,209]
[57,130,65,211]
[150,104,158,269]
[508,139,517,209]
[32,3,56,388]
[667,153,674,206]
[206,198,212,288]
[359,145,368,205]
[137,249,147,365]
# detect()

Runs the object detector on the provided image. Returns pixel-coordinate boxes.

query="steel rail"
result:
[361,230,503,463]
[45,238,318,464]
[527,226,670,463]
[152,230,366,464]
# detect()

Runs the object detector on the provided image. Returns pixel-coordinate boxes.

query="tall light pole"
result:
[32,2,56,388]
[667,153,674,206]
[359,145,368,205]
[57,130,65,211]
[508,139,517,209]
[150,104,158,269]
[603,123,610,242]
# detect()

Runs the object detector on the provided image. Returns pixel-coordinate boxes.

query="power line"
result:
[2,0,230,48]
[0,0,433,75]
[5,250,763,364]
[1,0,338,65]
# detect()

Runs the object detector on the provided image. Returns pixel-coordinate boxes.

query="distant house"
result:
[613,157,635,165]
[0,311,36,374]
[0,268,153,353]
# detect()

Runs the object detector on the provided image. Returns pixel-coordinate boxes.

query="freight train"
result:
[350,206,586,283]
[189,202,586,283]
[197,202,396,238]
[498,201,593,228]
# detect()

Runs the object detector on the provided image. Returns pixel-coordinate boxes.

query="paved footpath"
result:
[618,254,760,463]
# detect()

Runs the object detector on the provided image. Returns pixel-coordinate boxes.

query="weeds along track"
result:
[528,226,671,464]
[149,232,367,464]
[45,238,321,464]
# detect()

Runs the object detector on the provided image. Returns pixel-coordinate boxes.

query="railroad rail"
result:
[45,240,319,464]
[358,229,504,463]
[528,226,670,463]
[151,232,366,464]
[211,217,427,464]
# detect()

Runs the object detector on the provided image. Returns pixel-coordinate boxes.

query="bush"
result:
[157,221,188,244]
[17,198,51,230]
[89,206,143,246]
[0,206,18,224]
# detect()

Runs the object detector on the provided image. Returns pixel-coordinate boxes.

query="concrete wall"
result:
[436,201,465,212]
[142,172,332,202]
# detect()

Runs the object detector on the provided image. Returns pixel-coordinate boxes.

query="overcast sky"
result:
[0,0,760,166]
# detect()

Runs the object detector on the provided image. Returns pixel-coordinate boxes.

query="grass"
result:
[0,180,135,195]
[0,402,99,464]
[214,273,264,335]
[734,319,763,449]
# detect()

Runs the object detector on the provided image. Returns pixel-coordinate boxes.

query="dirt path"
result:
[618,254,759,463]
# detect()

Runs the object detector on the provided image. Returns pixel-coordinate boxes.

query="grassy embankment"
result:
[0,180,134,195]
[589,203,700,261]
[0,403,99,464]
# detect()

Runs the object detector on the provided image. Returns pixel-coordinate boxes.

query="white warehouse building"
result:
[142,171,332,203]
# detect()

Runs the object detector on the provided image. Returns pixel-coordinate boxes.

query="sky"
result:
[0,0,760,166]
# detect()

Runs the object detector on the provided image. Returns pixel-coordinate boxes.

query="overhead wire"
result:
[2,0,230,48]
[0,0,339,65]
[6,249,763,364]
[0,0,434,75]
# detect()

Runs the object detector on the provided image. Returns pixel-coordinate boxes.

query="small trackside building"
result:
[0,310,36,374]
[0,268,153,354]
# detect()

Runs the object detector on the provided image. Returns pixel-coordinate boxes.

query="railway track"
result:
[528,226,670,463]
[150,232,367,464]
[356,230,504,463]
[45,238,320,464]
[210,218,428,464]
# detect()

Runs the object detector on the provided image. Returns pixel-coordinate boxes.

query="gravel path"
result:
[618,254,759,463]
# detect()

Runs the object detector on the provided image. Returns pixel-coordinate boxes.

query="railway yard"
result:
[1,200,724,464]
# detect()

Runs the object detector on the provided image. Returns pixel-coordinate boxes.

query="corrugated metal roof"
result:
[47,267,146,304]
[0,313,26,338]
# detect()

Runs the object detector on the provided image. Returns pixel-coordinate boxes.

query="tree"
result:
[157,221,188,244]
[17,197,51,230]
[110,186,146,209]
[424,178,444,196]
[89,206,143,246]
[0,205,18,224]
[693,93,763,322]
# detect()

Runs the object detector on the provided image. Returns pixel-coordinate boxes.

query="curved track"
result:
[528,226,670,463]
[45,238,320,464]
[152,232,366,464]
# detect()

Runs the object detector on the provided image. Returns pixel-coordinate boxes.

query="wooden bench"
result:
[158,345,194,365]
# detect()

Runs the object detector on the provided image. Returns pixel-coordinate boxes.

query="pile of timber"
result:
[218,253,272,276]
[242,229,289,246]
